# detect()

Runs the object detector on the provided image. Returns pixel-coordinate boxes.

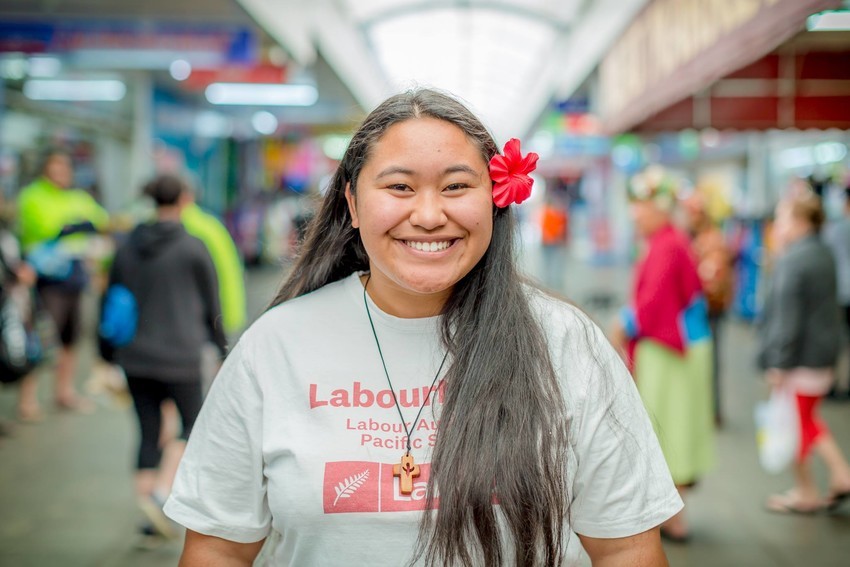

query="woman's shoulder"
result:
[524,285,613,361]
[525,285,598,334]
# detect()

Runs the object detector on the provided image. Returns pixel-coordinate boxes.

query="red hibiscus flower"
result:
[489,138,538,208]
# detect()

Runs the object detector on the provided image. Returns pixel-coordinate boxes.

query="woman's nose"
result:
[409,191,448,230]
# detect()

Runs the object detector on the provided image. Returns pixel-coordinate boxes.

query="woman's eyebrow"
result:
[443,164,479,176]
[375,166,414,179]
[375,164,480,179]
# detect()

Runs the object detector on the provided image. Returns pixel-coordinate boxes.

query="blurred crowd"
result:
[0,146,247,545]
[601,165,850,541]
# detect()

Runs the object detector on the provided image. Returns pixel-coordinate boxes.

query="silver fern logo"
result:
[333,470,370,506]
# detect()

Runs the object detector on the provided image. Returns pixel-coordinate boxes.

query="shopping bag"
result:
[754,385,799,473]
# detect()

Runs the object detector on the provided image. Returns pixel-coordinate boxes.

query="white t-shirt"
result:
[165,273,682,565]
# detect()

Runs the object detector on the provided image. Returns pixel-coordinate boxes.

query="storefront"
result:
[597,0,850,318]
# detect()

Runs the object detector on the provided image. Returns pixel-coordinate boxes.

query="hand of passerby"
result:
[765,368,786,389]
[14,262,36,287]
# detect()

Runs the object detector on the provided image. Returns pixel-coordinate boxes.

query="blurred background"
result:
[1,0,850,565]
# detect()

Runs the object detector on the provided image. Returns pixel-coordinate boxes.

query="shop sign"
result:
[599,0,841,133]
[0,21,256,64]
[183,64,287,90]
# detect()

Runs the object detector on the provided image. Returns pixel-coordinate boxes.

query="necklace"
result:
[363,276,449,495]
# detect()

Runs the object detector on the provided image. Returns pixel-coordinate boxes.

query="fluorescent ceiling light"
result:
[170,59,192,81]
[205,83,318,106]
[779,142,848,168]
[23,79,126,101]
[807,11,850,31]
[251,111,279,135]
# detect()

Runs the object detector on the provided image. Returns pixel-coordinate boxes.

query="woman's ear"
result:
[345,182,360,229]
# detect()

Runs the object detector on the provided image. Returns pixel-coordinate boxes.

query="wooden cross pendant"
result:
[392,453,420,495]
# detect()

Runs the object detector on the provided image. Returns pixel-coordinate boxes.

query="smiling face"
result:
[345,117,494,317]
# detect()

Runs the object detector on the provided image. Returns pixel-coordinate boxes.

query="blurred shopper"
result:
[823,182,850,399]
[613,165,714,543]
[156,187,247,464]
[165,89,681,566]
[17,148,108,418]
[107,174,226,539]
[681,190,735,426]
[181,190,246,336]
[539,195,570,292]
[758,190,850,514]
[0,199,39,434]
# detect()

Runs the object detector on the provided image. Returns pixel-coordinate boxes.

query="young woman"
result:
[165,89,681,566]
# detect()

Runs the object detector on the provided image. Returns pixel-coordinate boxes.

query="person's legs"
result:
[813,433,850,497]
[709,313,723,426]
[128,376,181,538]
[767,393,829,512]
[126,376,167,498]
[660,486,690,542]
[153,380,203,497]
[806,389,850,500]
[39,287,89,410]
[54,346,81,407]
[16,371,43,421]
[158,399,179,449]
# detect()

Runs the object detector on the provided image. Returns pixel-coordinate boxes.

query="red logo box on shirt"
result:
[323,461,438,514]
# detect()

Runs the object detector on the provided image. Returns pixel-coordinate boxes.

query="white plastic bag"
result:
[755,385,799,474]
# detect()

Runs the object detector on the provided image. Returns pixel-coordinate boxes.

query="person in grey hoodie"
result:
[759,188,850,515]
[107,174,226,538]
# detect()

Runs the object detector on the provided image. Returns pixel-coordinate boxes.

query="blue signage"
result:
[0,21,256,64]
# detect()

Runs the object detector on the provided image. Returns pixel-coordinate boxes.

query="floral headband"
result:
[627,165,678,212]
[489,138,538,208]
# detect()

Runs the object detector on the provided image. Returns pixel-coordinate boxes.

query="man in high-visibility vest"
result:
[181,199,246,336]
[17,148,108,419]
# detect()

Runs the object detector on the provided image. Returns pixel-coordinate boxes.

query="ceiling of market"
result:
[0,0,651,140]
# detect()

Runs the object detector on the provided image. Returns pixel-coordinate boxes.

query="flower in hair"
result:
[489,138,538,208]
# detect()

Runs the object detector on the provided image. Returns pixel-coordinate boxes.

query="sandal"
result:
[765,491,825,515]
[826,490,850,512]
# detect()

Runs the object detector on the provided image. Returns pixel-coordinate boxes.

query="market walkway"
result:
[1,250,850,566]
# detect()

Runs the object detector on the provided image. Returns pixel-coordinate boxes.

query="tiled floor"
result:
[2,254,850,566]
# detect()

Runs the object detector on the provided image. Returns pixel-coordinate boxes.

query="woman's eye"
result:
[388,184,411,192]
[445,183,468,191]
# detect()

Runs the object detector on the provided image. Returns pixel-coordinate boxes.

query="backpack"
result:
[98,284,138,349]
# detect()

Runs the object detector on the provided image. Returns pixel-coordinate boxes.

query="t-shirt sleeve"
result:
[566,316,683,538]
[164,335,271,543]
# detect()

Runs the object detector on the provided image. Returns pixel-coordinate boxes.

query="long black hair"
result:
[270,89,569,566]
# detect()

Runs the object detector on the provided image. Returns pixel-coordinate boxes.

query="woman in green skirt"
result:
[613,166,714,543]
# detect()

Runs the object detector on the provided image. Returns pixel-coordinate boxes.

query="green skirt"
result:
[635,339,715,485]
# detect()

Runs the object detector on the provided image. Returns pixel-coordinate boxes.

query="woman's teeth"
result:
[405,240,452,252]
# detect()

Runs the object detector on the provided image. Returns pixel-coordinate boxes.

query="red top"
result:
[627,223,705,360]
